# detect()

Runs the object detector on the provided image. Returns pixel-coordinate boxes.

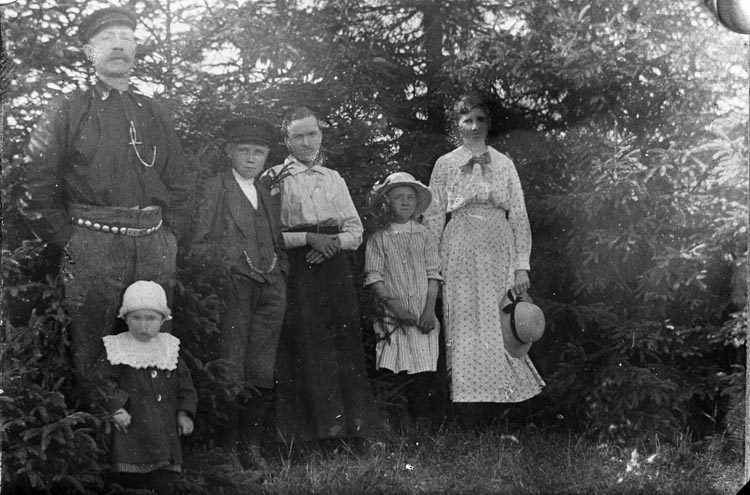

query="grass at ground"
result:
[183,423,746,495]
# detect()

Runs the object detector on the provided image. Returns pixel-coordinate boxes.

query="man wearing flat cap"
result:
[19,6,192,378]
[189,117,288,473]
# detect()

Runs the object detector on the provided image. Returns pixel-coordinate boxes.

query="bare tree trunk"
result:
[163,0,174,96]
[420,0,446,134]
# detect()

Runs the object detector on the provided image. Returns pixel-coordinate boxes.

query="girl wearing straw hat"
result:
[365,172,442,429]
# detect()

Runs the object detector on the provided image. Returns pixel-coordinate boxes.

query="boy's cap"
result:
[222,117,277,146]
[371,171,432,218]
[118,280,171,319]
[78,7,137,44]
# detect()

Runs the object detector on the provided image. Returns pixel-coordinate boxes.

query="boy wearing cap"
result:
[19,6,192,378]
[190,117,287,471]
[96,281,196,495]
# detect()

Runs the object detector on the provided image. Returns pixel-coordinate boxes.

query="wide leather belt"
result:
[71,216,162,236]
[67,203,163,237]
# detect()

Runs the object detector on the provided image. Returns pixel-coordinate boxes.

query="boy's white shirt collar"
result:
[102,332,180,370]
[231,168,258,208]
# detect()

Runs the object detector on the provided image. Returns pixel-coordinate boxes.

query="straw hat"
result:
[500,290,545,358]
[118,280,171,319]
[371,172,432,218]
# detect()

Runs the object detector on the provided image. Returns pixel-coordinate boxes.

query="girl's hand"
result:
[390,301,418,326]
[177,411,194,436]
[113,408,131,433]
[513,270,530,296]
[418,309,437,334]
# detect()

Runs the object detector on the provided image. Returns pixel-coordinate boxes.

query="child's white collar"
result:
[102,332,180,370]
[388,220,423,234]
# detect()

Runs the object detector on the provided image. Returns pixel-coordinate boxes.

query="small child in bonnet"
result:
[96,280,197,495]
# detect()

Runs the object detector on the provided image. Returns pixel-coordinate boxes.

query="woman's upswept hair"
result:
[451,94,491,124]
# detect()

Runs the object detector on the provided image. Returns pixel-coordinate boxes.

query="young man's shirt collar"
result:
[283,155,325,175]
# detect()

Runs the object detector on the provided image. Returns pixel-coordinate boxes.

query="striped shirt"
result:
[364,221,442,373]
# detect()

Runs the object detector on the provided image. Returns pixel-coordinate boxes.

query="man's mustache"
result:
[107,53,133,61]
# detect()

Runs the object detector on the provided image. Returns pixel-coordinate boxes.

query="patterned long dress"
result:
[423,145,545,403]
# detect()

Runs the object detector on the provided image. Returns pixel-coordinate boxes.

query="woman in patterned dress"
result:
[423,94,544,411]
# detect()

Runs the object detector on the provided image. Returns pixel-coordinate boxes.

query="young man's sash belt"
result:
[284,224,339,235]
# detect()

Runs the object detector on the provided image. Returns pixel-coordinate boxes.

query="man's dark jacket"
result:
[21,80,192,245]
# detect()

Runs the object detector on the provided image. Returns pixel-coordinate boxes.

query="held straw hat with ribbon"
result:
[500,290,545,358]
[370,172,433,219]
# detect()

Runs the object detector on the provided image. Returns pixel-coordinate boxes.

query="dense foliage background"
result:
[1,0,747,492]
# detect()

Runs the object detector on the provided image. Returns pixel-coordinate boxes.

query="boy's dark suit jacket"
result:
[190,169,288,282]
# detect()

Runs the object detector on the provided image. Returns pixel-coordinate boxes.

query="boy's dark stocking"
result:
[237,387,272,471]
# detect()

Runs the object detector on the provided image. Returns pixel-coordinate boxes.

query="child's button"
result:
[156,394,162,402]
[150,370,158,378]
[165,371,171,378]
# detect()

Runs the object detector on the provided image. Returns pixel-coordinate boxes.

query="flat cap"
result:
[222,117,277,146]
[78,7,137,44]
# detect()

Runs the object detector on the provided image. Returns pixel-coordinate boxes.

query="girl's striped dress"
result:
[364,220,442,374]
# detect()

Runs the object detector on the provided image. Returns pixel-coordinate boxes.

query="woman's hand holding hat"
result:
[513,269,530,296]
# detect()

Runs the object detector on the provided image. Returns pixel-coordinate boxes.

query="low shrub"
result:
[541,302,741,447]
[1,243,107,494]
